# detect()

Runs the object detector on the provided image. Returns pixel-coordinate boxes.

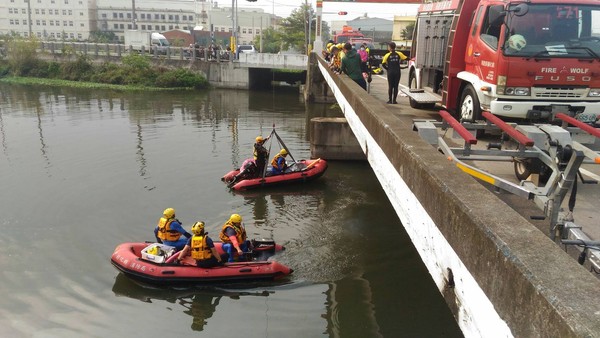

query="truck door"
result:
[465,4,504,85]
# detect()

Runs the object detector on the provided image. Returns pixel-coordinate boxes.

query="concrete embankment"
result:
[306,54,600,336]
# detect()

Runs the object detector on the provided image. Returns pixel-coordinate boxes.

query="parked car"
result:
[237,45,257,53]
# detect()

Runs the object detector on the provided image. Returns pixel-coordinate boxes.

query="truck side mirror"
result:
[489,5,506,27]
[508,3,529,17]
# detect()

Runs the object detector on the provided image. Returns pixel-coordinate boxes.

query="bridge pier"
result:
[310,117,365,160]
[304,53,336,104]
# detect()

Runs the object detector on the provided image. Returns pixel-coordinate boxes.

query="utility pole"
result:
[132,0,137,30]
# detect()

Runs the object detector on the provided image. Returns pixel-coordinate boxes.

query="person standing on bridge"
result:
[341,43,367,91]
[381,42,407,104]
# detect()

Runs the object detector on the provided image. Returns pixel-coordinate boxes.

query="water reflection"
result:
[112,273,273,332]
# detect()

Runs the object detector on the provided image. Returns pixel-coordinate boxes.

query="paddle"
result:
[301,158,321,172]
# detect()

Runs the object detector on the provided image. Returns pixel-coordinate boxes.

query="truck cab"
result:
[406,0,600,122]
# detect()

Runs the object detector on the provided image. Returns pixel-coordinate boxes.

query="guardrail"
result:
[38,41,233,62]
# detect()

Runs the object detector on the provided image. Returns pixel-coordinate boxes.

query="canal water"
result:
[0,83,462,337]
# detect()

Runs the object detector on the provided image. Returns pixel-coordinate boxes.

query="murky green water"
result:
[0,83,462,337]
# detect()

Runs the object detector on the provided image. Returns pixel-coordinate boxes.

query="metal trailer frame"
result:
[413,111,600,270]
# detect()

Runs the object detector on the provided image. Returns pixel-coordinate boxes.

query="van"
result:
[238,45,257,53]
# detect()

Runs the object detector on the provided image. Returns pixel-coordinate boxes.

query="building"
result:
[392,16,416,47]
[1,0,276,45]
[0,0,97,41]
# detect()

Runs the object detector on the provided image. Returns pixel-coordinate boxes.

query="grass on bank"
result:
[0,39,209,91]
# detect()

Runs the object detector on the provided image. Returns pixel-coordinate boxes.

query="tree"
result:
[401,22,415,41]
[252,3,331,54]
[252,27,282,54]
[89,31,118,43]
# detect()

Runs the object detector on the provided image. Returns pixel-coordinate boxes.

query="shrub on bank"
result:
[0,38,209,90]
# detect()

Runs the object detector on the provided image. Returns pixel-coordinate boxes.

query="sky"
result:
[235,0,420,23]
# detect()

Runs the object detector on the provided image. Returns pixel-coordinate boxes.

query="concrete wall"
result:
[310,117,366,160]
[309,53,600,337]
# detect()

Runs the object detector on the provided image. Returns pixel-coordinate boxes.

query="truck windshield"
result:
[503,4,600,59]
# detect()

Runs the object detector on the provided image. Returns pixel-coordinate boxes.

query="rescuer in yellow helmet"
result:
[154,208,192,251]
[270,148,289,175]
[219,214,250,262]
[175,221,225,268]
[253,135,270,178]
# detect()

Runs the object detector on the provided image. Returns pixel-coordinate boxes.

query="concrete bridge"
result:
[305,53,600,337]
[38,42,308,89]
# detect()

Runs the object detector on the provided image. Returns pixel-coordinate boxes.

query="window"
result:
[141,25,146,30]
[9,20,14,25]
[248,29,252,34]
[221,27,225,32]
[63,10,67,15]
[42,20,46,26]
[70,33,74,38]
[63,21,67,26]
[119,24,124,29]
[23,19,27,25]
[69,21,73,26]
[160,14,165,20]
[169,25,173,30]
[41,9,45,14]
[127,24,132,29]
[242,29,247,34]
[101,13,106,18]
[35,9,39,14]
[168,15,173,20]
[50,20,54,26]
[119,13,123,19]
[155,25,159,30]
[127,13,131,19]
[36,20,40,25]
[175,15,179,21]
[154,14,159,20]
[77,33,82,39]
[37,32,41,37]
[113,13,117,19]
[161,25,165,31]
[80,23,84,27]
[8,8,12,14]
[141,14,145,19]
[64,0,68,4]
[114,23,118,29]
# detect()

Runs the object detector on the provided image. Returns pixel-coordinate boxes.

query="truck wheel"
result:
[514,158,551,184]
[459,85,482,122]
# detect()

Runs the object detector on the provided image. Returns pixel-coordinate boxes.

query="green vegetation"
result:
[0,37,209,90]
[252,3,329,54]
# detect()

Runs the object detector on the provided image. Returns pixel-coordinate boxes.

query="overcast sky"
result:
[234,0,419,23]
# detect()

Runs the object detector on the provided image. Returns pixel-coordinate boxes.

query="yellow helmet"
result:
[163,208,175,219]
[326,42,333,49]
[229,213,242,224]
[336,43,343,49]
[279,149,288,155]
[191,221,205,235]
[255,136,264,143]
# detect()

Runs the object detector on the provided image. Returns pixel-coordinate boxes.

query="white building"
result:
[0,0,276,44]
[0,0,97,41]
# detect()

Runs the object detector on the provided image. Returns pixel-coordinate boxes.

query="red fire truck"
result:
[404,0,600,122]
[333,25,368,44]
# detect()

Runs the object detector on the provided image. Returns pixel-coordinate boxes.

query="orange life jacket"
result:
[157,217,181,242]
[219,221,247,244]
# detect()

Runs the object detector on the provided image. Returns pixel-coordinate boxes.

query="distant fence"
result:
[37,41,233,62]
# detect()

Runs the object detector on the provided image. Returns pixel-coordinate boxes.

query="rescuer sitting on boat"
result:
[174,221,225,268]
[219,214,251,262]
[154,208,192,251]
[270,148,289,175]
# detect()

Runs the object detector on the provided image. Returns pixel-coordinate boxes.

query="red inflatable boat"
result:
[222,158,327,191]
[111,239,292,286]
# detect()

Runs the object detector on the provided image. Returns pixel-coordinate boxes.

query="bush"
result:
[60,55,93,81]
[155,68,208,89]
